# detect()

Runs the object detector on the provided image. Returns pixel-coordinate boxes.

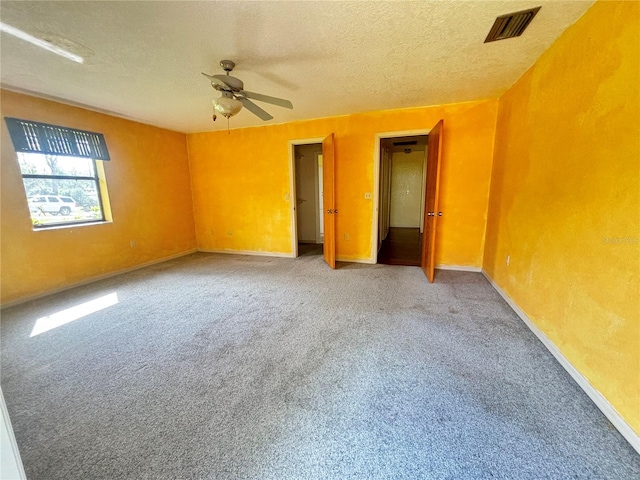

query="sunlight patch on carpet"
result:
[30,293,119,337]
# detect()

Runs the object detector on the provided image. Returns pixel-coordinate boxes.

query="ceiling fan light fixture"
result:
[212,96,242,118]
[203,60,292,123]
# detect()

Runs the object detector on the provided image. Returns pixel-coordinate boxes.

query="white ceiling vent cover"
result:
[484,6,541,43]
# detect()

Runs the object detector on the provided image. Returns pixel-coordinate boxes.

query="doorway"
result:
[290,135,336,268]
[293,143,324,257]
[377,135,428,266]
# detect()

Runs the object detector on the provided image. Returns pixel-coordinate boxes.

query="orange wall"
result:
[484,1,639,432]
[188,99,498,265]
[1,90,197,305]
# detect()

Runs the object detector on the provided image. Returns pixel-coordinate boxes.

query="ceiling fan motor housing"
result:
[216,75,243,92]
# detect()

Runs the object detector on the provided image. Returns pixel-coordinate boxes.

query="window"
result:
[5,118,111,229]
[18,153,107,227]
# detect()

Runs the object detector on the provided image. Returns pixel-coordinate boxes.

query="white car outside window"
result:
[28,196,79,216]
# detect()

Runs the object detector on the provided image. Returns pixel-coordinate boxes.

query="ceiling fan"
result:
[202,60,293,122]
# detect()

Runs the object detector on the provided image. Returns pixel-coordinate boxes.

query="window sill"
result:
[32,220,112,232]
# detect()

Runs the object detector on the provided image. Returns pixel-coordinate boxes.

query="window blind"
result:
[4,117,111,160]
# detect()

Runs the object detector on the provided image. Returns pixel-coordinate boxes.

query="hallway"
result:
[377,227,422,266]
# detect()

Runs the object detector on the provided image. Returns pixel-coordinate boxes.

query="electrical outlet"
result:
[364,192,372,200]
[130,240,136,248]
[506,255,510,266]
[344,233,350,241]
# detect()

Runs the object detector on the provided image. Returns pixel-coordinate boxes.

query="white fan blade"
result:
[242,91,293,109]
[213,74,243,91]
[201,73,244,91]
[239,98,273,121]
[201,72,228,88]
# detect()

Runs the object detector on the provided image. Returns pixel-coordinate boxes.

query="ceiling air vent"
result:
[484,6,541,43]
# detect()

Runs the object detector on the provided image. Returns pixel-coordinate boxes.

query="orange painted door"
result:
[421,120,444,283]
[322,134,336,269]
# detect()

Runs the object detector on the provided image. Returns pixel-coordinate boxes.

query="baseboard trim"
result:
[199,249,374,264]
[481,269,640,455]
[436,264,482,272]
[1,249,198,309]
[336,256,373,264]
[0,387,27,480]
[198,248,295,258]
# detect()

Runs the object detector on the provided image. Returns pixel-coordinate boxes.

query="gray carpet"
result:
[1,252,638,479]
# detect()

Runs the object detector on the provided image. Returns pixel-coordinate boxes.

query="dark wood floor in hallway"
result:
[378,227,422,266]
[298,243,323,257]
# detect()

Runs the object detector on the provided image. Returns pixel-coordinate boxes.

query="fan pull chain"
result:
[227,117,230,134]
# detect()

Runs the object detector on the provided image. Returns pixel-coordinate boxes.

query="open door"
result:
[421,120,444,282]
[322,133,336,269]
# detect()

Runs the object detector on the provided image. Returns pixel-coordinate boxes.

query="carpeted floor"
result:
[1,252,638,479]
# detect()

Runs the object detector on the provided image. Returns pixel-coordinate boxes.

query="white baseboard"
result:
[198,248,295,258]
[345,260,483,268]
[481,269,640,455]
[1,388,27,480]
[336,255,373,264]
[201,249,375,264]
[1,249,198,309]
[436,264,482,272]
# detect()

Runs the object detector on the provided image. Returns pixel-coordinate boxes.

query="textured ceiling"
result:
[0,1,595,133]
